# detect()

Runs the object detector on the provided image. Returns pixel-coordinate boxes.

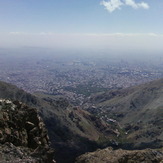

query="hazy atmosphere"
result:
[0,0,163,56]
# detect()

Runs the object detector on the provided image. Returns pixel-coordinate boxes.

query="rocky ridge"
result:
[76,147,163,163]
[0,99,54,163]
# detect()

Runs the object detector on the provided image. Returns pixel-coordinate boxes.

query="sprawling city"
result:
[0,52,163,105]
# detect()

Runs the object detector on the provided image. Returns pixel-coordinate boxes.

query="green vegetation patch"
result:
[64,85,107,97]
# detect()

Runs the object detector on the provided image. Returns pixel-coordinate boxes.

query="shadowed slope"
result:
[0,81,121,163]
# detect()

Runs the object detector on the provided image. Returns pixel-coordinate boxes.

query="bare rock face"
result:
[0,99,55,163]
[75,147,163,163]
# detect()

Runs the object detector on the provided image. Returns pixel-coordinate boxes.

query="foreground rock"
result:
[76,147,163,163]
[0,99,54,163]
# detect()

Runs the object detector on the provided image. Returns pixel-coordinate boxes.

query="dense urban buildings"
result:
[0,54,162,105]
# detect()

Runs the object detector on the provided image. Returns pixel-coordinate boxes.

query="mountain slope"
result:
[84,78,163,149]
[0,81,121,163]
[0,81,38,106]
[1,79,163,162]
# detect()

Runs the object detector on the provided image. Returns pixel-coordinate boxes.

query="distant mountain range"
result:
[0,79,163,163]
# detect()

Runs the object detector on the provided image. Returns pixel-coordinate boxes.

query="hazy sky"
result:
[0,0,163,54]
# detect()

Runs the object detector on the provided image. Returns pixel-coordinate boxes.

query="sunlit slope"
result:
[85,78,163,149]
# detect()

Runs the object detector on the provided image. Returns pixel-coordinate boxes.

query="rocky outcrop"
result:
[76,147,163,163]
[0,99,55,163]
